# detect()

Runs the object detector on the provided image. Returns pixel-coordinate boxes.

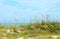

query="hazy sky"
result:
[0,0,60,23]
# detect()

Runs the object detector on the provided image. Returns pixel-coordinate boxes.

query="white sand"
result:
[17,37,24,39]
[2,37,7,39]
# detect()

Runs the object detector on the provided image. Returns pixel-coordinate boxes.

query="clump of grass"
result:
[0,15,60,39]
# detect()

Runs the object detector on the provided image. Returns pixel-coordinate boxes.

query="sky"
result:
[0,0,60,24]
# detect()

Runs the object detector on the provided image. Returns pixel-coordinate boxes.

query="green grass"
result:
[0,35,59,39]
[0,21,60,39]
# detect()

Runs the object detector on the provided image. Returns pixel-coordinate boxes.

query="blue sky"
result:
[0,0,60,23]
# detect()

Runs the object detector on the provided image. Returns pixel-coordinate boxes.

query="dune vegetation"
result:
[0,15,60,39]
[0,20,60,39]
